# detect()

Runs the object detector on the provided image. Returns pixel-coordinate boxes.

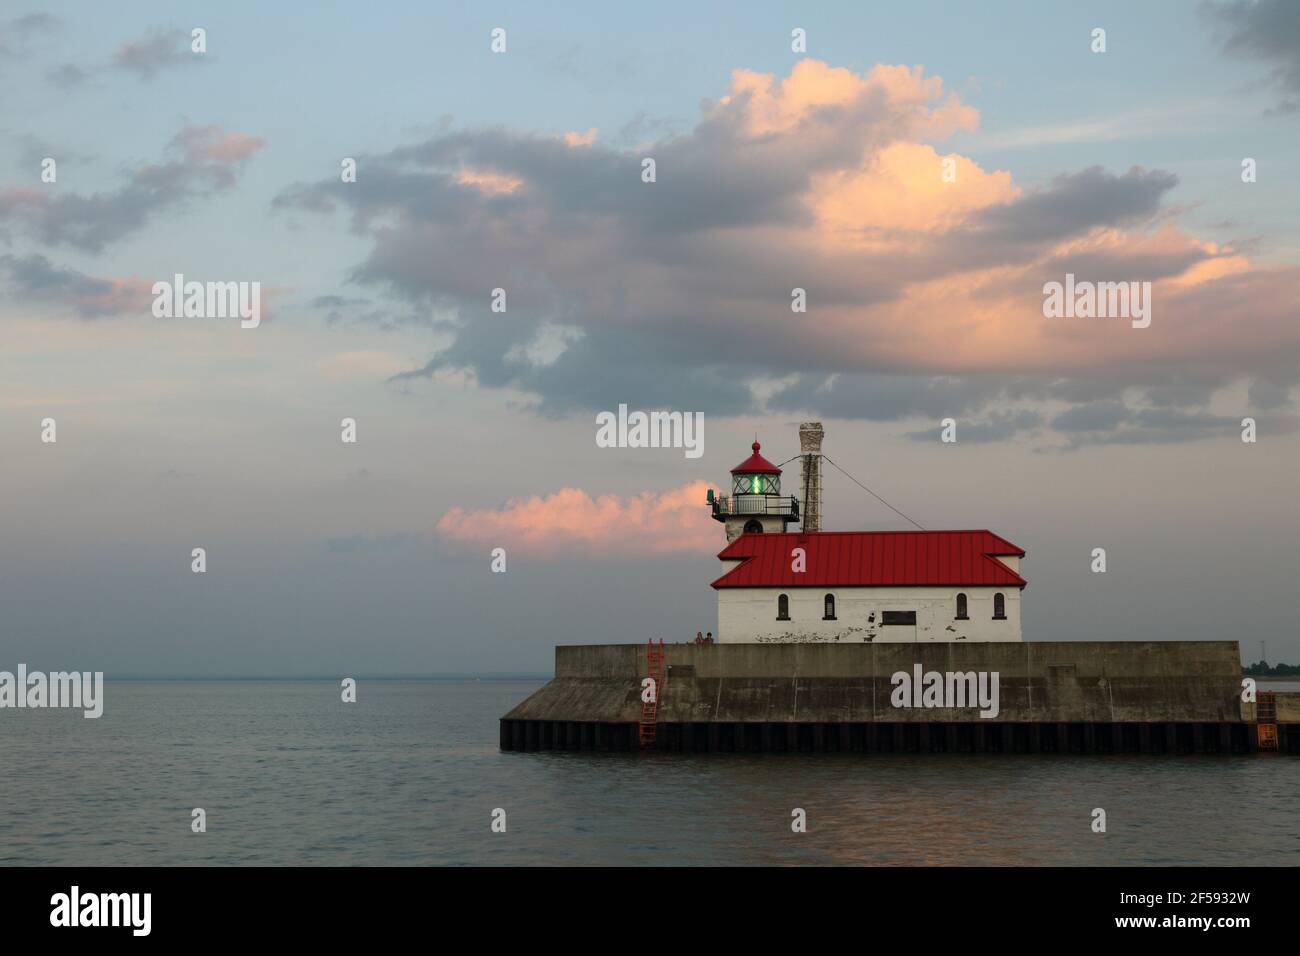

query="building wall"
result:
[716,585,1022,643]
[504,641,1246,726]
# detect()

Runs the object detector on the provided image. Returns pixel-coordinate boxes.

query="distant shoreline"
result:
[1244,669,1300,679]
[99,674,552,682]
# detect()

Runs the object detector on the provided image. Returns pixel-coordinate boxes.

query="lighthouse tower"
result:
[708,441,800,542]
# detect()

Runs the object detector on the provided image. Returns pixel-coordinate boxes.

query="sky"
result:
[1,1,1297,675]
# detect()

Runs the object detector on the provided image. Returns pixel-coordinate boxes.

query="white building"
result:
[707,427,1026,643]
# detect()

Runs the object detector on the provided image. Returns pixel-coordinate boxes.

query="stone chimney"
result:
[798,421,824,532]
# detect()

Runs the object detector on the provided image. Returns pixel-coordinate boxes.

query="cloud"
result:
[112,27,204,80]
[1248,378,1293,408]
[768,366,1300,447]
[46,62,90,90]
[273,58,1300,441]
[0,125,263,252]
[14,135,93,171]
[1051,401,1130,433]
[901,409,1043,443]
[36,24,205,88]
[562,128,598,148]
[612,110,681,149]
[7,12,58,34]
[966,166,1177,245]
[436,480,720,556]
[1053,405,1286,448]
[1204,0,1300,114]
[172,125,264,164]
[1036,395,1300,448]
[309,294,431,331]
[0,253,154,317]
[0,12,59,59]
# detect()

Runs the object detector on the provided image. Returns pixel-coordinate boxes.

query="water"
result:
[2,680,1297,866]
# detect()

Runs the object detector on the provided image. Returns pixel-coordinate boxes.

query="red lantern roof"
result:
[712,530,1027,589]
[731,441,782,475]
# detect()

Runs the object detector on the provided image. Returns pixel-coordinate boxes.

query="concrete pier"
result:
[500,641,1299,755]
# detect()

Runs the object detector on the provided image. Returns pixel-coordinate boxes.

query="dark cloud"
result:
[310,294,426,331]
[9,12,58,32]
[0,12,59,58]
[1061,407,1242,447]
[1142,382,1216,408]
[771,371,1295,448]
[969,167,1178,245]
[27,24,203,88]
[903,409,1042,443]
[0,253,151,317]
[3,252,104,296]
[1051,401,1131,433]
[111,27,204,80]
[0,125,262,252]
[312,294,370,313]
[1204,0,1300,114]
[47,62,90,90]
[391,318,757,417]
[612,110,683,149]
[1040,400,1298,448]
[1248,377,1293,408]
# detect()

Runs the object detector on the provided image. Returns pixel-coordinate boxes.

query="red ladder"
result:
[639,639,666,749]
[1257,691,1279,752]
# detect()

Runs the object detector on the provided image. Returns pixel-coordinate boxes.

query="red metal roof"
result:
[712,530,1027,589]
[731,441,782,474]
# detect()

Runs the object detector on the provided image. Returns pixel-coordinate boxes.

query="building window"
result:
[993,593,1006,620]
[955,593,968,620]
[823,594,836,620]
[777,594,790,621]
[881,611,917,626]
[743,519,763,534]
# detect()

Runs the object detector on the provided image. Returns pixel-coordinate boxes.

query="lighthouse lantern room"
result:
[708,441,800,542]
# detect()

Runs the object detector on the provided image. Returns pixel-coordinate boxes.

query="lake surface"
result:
[2,680,1297,866]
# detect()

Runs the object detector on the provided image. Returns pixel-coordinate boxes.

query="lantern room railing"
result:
[710,494,800,519]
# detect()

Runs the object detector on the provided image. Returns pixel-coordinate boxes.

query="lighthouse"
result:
[706,423,1026,643]
[707,440,800,542]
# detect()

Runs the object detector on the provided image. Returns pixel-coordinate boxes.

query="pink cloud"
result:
[562,128,598,147]
[172,125,265,164]
[720,61,978,139]
[454,168,523,195]
[436,480,721,556]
